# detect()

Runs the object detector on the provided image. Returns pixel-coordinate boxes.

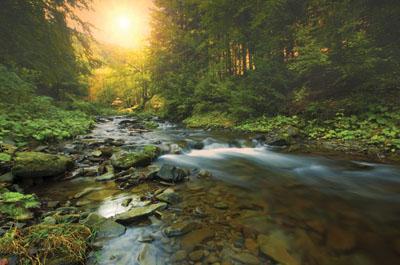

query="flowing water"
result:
[29,117,400,265]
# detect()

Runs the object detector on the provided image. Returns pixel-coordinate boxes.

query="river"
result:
[28,116,400,265]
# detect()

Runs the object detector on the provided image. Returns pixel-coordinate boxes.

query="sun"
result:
[116,16,131,30]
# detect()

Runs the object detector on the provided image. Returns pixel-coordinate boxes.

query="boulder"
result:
[142,145,161,159]
[81,213,126,239]
[12,152,73,178]
[113,203,167,223]
[111,151,150,169]
[156,188,181,204]
[157,164,188,183]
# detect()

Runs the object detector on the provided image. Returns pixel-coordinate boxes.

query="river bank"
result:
[1,115,400,265]
[182,111,400,164]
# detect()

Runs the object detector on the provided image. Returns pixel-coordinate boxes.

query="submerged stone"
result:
[163,221,195,237]
[137,244,163,265]
[257,231,300,265]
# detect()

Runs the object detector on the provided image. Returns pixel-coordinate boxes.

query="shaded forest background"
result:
[0,0,399,150]
[149,0,400,120]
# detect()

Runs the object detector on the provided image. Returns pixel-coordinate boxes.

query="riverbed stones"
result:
[231,252,260,265]
[181,228,214,251]
[257,231,300,265]
[155,188,181,204]
[12,152,73,178]
[163,221,195,237]
[245,238,259,255]
[171,250,187,262]
[326,226,356,251]
[114,203,167,223]
[157,164,187,183]
[189,250,204,261]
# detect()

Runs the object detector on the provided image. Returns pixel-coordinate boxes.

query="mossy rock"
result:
[143,145,161,159]
[12,152,73,178]
[111,152,151,169]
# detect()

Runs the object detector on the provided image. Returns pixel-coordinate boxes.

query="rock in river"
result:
[114,203,167,223]
[111,151,150,169]
[157,164,188,183]
[156,188,181,204]
[257,231,300,265]
[163,221,195,237]
[12,152,73,178]
[95,166,115,182]
[81,213,126,239]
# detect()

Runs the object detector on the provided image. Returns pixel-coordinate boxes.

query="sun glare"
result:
[117,16,131,30]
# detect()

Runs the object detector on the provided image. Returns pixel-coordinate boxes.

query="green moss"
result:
[235,108,400,151]
[111,152,151,169]
[12,152,73,178]
[143,145,161,158]
[0,191,40,220]
[0,153,11,162]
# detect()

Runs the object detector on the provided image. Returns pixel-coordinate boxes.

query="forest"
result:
[0,0,400,265]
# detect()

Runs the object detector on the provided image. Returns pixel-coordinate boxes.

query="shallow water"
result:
[30,117,400,264]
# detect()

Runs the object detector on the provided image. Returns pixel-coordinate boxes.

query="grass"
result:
[0,224,92,265]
